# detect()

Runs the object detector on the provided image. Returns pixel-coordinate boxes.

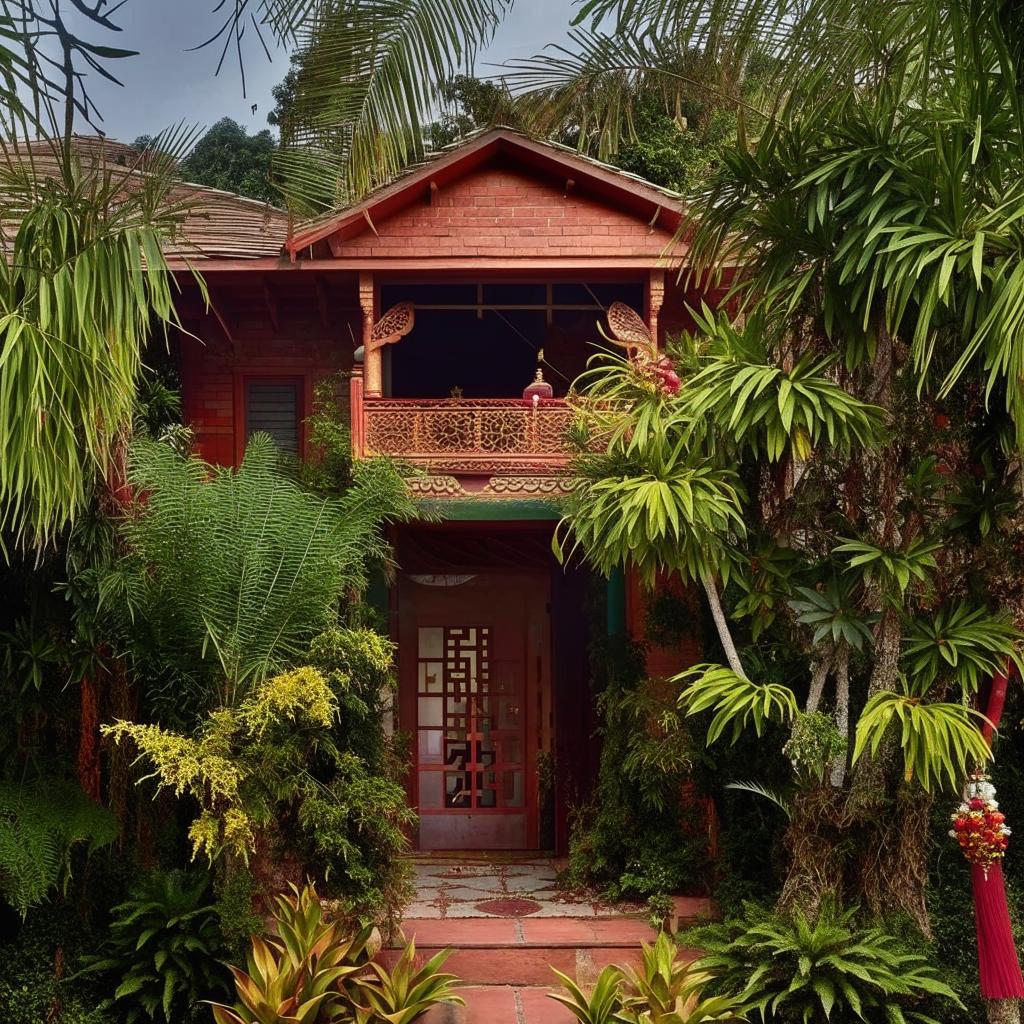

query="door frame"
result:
[397,570,550,850]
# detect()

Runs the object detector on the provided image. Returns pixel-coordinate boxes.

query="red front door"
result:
[398,572,549,850]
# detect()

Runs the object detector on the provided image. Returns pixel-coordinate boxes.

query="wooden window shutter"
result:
[245,380,300,454]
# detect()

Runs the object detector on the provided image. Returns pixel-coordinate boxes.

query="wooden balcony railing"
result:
[350,380,576,474]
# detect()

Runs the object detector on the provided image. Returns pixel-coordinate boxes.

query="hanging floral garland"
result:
[950,771,1011,877]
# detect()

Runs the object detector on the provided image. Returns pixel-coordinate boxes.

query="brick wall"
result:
[333,166,678,260]
[179,279,359,467]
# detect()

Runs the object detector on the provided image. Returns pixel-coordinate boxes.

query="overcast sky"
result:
[72,0,577,144]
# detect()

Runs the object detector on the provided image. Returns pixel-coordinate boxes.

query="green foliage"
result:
[0,135,194,546]
[788,582,873,651]
[299,375,356,493]
[549,964,624,1024]
[0,903,114,1024]
[209,883,377,1024]
[261,0,512,209]
[214,866,264,959]
[425,74,518,148]
[683,312,884,462]
[108,434,412,712]
[902,603,1023,694]
[852,690,993,792]
[678,665,799,745]
[619,932,748,1023]
[690,903,962,1024]
[179,119,278,204]
[77,869,228,1024]
[0,779,117,915]
[351,942,464,1024]
[565,628,706,901]
[557,438,746,589]
[106,631,413,924]
[832,538,939,598]
[782,712,846,783]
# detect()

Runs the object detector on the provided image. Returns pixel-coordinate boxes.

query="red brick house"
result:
[158,128,710,854]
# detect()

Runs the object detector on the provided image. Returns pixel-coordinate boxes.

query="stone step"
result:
[420,985,576,1024]
[381,916,705,987]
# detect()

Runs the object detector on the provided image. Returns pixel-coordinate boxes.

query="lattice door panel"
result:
[415,625,525,815]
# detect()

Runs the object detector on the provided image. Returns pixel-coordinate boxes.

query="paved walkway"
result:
[404,855,647,919]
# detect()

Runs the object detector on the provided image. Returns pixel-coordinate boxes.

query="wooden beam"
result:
[647,270,665,350]
[428,179,439,205]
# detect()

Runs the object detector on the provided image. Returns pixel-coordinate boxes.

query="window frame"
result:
[233,370,311,465]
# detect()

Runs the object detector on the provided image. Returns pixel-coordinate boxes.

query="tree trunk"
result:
[829,646,850,788]
[700,570,746,678]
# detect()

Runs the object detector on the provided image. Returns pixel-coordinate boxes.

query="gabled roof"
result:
[286,127,685,257]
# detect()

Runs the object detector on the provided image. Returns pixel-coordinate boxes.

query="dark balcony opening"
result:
[380,281,644,399]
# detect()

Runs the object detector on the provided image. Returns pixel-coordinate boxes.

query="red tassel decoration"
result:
[971,668,1024,1000]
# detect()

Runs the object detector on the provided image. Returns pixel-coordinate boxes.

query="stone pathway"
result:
[403,855,647,920]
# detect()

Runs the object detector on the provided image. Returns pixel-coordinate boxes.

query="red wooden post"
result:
[349,372,364,459]
[973,668,1024,1005]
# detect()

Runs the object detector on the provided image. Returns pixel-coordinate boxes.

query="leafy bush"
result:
[106,629,414,925]
[0,778,117,915]
[564,625,707,903]
[688,903,962,1023]
[77,869,229,1024]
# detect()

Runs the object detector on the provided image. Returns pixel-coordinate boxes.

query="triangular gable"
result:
[286,130,685,263]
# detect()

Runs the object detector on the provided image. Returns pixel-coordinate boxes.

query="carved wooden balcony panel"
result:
[362,398,576,473]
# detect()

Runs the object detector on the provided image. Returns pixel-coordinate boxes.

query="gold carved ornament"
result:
[368,302,415,352]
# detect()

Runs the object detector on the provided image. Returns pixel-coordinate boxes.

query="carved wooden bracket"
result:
[368,302,416,353]
[605,301,657,360]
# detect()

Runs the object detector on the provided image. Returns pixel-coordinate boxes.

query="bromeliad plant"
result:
[209,883,377,1024]
[210,883,464,1024]
[549,935,748,1024]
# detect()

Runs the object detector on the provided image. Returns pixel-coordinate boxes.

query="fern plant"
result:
[691,903,962,1024]
[107,433,415,711]
[0,779,117,916]
[76,870,228,1024]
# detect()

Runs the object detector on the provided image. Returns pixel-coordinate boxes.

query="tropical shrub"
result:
[104,629,414,922]
[76,869,228,1024]
[688,903,962,1023]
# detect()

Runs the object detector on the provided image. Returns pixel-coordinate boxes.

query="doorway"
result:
[397,571,550,850]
